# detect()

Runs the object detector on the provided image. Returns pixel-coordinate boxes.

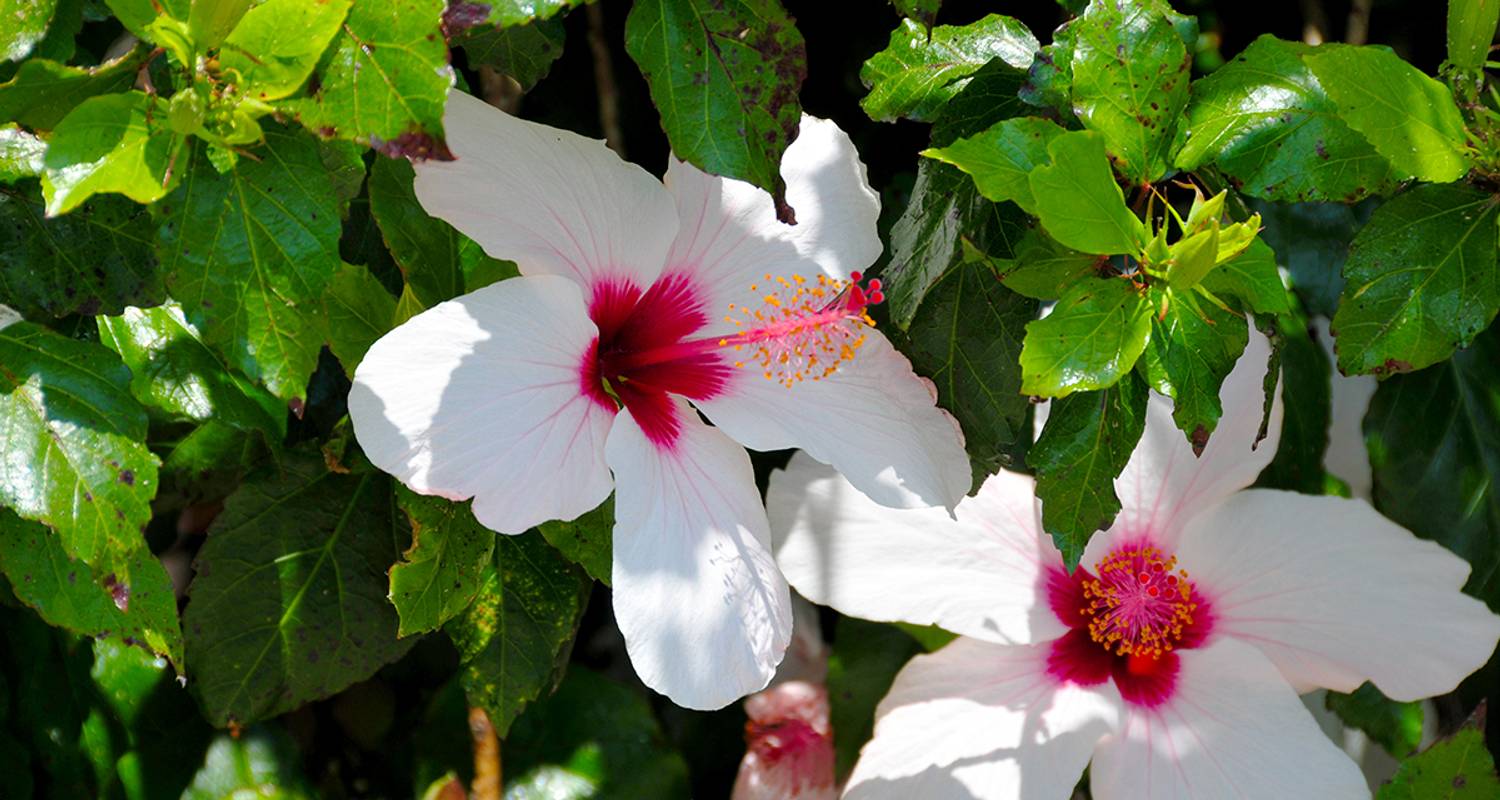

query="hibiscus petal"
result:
[700,333,971,510]
[1112,321,1281,548]
[768,452,1068,646]
[661,114,881,333]
[1177,489,1500,700]
[845,637,1118,800]
[349,275,615,533]
[606,401,792,710]
[1090,637,1367,800]
[413,90,679,290]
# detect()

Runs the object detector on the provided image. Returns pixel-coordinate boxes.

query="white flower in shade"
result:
[767,327,1500,798]
[347,91,971,710]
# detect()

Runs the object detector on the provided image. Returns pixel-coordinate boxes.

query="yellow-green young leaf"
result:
[922,117,1066,215]
[1028,131,1144,256]
[187,0,250,51]
[388,490,496,637]
[1166,222,1219,290]
[1449,0,1500,72]
[1182,190,1226,234]
[859,14,1036,123]
[1215,215,1260,264]
[42,92,182,216]
[1020,277,1152,397]
[1305,46,1472,184]
[219,0,352,102]
[993,227,1098,301]
[1378,729,1500,799]
[1141,286,1249,448]
[1200,238,1290,315]
[0,46,149,131]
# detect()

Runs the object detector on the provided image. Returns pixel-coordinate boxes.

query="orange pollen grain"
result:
[1082,545,1197,660]
[718,272,882,388]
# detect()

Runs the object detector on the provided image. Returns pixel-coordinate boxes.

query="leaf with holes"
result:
[859,14,1036,123]
[389,489,496,637]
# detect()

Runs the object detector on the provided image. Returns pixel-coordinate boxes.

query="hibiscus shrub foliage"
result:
[3,0,1500,796]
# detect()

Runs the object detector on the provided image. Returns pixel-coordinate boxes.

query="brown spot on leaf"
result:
[372,131,455,162]
[1189,425,1210,457]
[103,573,130,612]
[118,469,135,486]
[441,1,491,39]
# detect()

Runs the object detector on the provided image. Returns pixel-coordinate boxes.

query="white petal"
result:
[0,304,19,331]
[1090,637,1367,800]
[1111,321,1281,549]
[607,401,793,710]
[768,452,1067,646]
[413,90,679,290]
[349,275,614,533]
[700,332,971,510]
[1313,317,1377,499]
[662,115,881,331]
[1177,489,1500,700]
[846,637,1118,800]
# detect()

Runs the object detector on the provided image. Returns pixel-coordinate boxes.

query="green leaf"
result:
[1030,372,1148,569]
[97,301,285,437]
[483,0,584,27]
[182,727,315,800]
[1331,183,1500,376]
[1449,0,1500,72]
[389,490,496,637]
[1068,0,1189,183]
[1141,287,1249,448]
[993,226,1099,300]
[184,452,416,726]
[42,92,181,216]
[1020,277,1152,397]
[1305,45,1472,184]
[1177,36,1400,203]
[922,116,1065,215]
[1256,199,1371,317]
[1326,682,1424,759]
[445,530,591,738]
[0,509,182,669]
[1200,238,1291,315]
[859,14,1036,123]
[159,128,350,406]
[288,0,455,157]
[1378,729,1500,799]
[537,497,613,586]
[1020,20,1074,113]
[891,0,939,28]
[369,156,499,306]
[904,259,1033,483]
[624,0,807,216]
[0,182,162,319]
[1,0,58,61]
[0,124,45,182]
[826,618,920,780]
[458,17,567,91]
[324,261,400,377]
[1256,306,1332,494]
[0,46,149,131]
[219,0,352,102]
[105,0,190,43]
[187,0,250,51]
[1027,131,1143,255]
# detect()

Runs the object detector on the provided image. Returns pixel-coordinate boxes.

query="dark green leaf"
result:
[1256,308,1333,494]
[923,116,1065,214]
[826,618,920,780]
[325,261,400,377]
[1377,729,1500,799]
[859,15,1036,123]
[0,182,162,319]
[182,727,315,799]
[369,156,502,305]
[1030,371,1148,569]
[159,128,351,406]
[42,91,181,215]
[1,0,57,61]
[1020,277,1152,397]
[184,452,415,726]
[1449,0,1500,72]
[1331,183,1500,376]
[1141,287,1249,447]
[1027,131,1142,255]
[928,58,1030,147]
[1255,199,1372,317]
[1020,20,1074,113]
[1305,45,1472,184]
[538,496,613,585]
[904,259,1033,483]
[994,226,1100,300]
[1326,683,1424,759]
[484,0,584,27]
[0,46,149,131]
[1200,238,1291,315]
[389,490,496,637]
[219,0,352,102]
[458,17,567,91]
[445,530,590,738]
[625,0,806,215]
[1068,0,1189,183]
[288,0,455,157]
[1177,36,1400,204]
[891,0,939,28]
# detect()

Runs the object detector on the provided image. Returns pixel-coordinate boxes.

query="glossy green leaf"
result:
[1305,46,1472,184]
[1020,20,1074,113]
[1331,183,1500,377]
[458,17,567,91]
[159,129,351,406]
[42,92,181,216]
[0,46,149,131]
[220,0,352,102]
[1164,223,1219,290]
[288,0,455,157]
[1031,372,1148,569]
[187,0,250,51]
[826,618,921,780]
[106,0,190,43]
[891,0,939,28]
[1028,131,1143,255]
[446,530,590,738]
[904,259,1034,482]
[1256,199,1371,316]
[484,0,584,27]
[1068,0,1189,183]
[1200,238,1291,315]
[922,116,1065,215]
[389,490,496,637]
[993,227,1099,300]
[0,182,162,319]
[1449,0,1500,71]
[859,14,1036,123]
[97,301,285,437]
[0,124,45,182]
[369,156,503,306]
[538,497,613,585]
[1326,683,1423,759]
[1378,729,1500,799]
[1020,276,1152,397]
[625,0,806,216]
[182,727,315,799]
[325,261,400,377]
[1,0,57,61]
[1141,287,1249,447]
[184,452,415,726]
[1177,36,1399,203]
